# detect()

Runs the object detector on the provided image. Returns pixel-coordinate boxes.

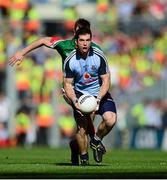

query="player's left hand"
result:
[93,97,101,112]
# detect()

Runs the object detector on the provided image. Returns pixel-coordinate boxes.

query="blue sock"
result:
[80,152,89,161]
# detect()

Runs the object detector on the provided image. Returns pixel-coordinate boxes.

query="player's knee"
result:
[105,118,116,128]
[103,112,117,127]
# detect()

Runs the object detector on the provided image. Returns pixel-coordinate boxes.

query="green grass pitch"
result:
[0,147,166,178]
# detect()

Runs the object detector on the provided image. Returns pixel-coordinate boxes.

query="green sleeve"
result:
[91,41,102,50]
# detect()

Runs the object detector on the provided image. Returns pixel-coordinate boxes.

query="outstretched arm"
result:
[8,37,51,66]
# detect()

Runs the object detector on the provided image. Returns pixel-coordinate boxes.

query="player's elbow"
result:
[40,37,51,46]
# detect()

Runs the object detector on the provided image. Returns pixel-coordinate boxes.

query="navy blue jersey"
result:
[64,47,109,96]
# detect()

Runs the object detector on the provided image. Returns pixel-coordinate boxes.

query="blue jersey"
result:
[64,47,109,96]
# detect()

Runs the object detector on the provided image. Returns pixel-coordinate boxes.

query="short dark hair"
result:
[74,27,92,40]
[74,18,91,32]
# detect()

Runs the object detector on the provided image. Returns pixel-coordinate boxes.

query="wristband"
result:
[97,96,101,101]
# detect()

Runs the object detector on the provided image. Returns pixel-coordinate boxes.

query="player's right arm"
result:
[63,77,79,109]
[63,56,79,109]
[8,37,52,66]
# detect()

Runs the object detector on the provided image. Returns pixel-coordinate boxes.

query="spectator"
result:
[0,91,11,129]
[0,91,11,147]
[15,105,31,146]
[36,98,54,146]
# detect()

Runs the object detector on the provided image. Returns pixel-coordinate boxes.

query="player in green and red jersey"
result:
[9,18,103,165]
[9,19,101,66]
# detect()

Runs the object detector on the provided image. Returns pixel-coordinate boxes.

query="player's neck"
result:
[80,51,89,60]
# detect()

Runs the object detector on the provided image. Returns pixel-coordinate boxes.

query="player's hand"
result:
[8,52,24,66]
[72,98,80,109]
[94,97,101,112]
[72,98,85,116]
[75,102,80,110]
[74,102,85,117]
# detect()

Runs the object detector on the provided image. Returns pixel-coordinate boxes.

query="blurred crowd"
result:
[1,0,167,148]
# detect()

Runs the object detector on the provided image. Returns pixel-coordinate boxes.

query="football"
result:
[78,94,97,113]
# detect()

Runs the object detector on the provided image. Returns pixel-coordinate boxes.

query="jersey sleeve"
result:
[49,36,64,49]
[98,56,109,75]
[64,60,74,78]
[91,42,102,51]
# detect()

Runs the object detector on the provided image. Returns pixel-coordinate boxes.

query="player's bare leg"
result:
[90,111,117,163]
[70,113,94,165]
[74,110,89,166]
[76,126,89,166]
[76,128,88,154]
[96,111,117,139]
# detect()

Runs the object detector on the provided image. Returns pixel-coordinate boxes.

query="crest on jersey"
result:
[83,72,91,80]
[91,65,97,71]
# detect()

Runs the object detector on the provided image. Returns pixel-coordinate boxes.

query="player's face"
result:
[77,34,91,54]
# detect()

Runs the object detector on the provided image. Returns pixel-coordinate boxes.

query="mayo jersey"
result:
[48,37,101,65]
[64,47,109,96]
